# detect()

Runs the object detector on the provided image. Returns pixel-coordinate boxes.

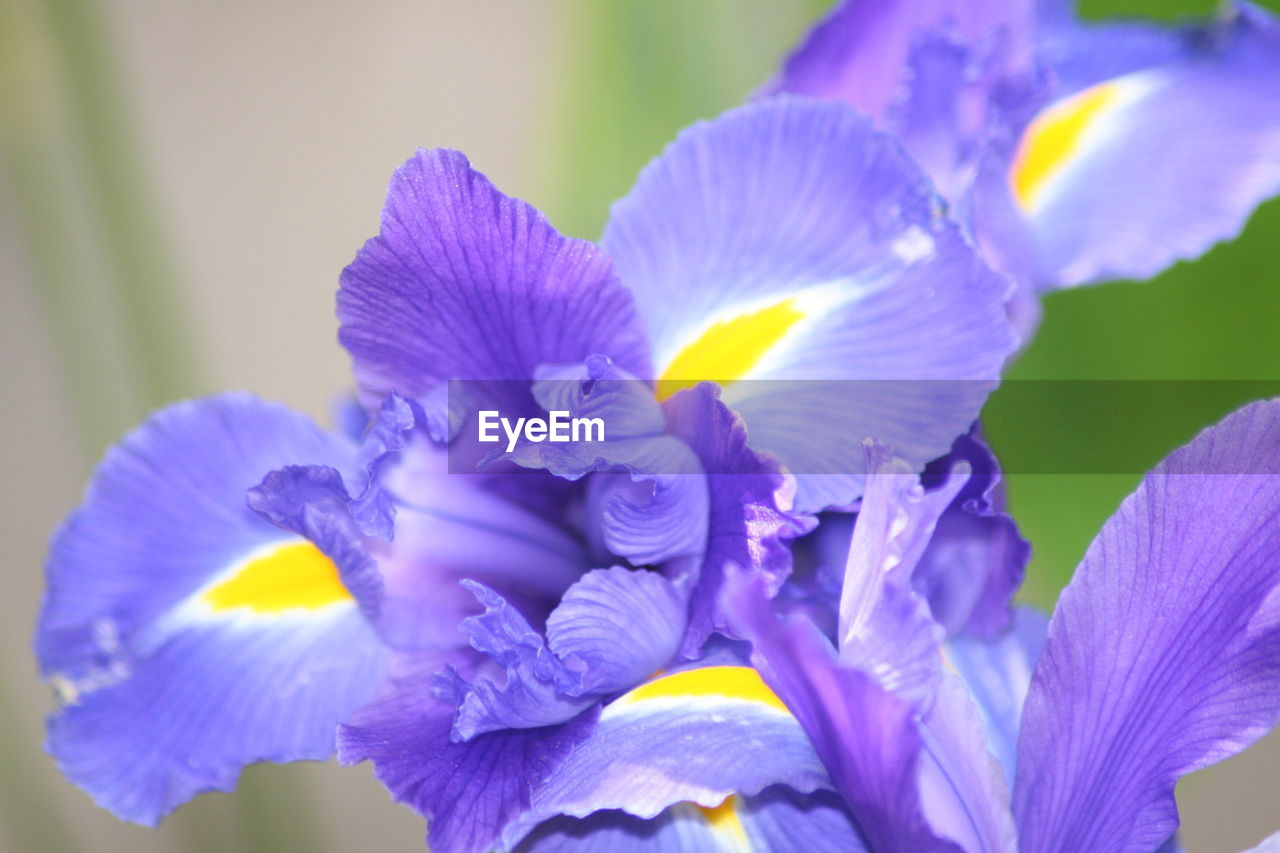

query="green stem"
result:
[35,0,202,409]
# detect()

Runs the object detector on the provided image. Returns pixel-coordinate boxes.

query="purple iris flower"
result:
[34,92,1015,844]
[768,0,1280,335]
[728,398,1280,853]
[338,97,1016,513]
[32,389,599,825]
[41,4,1278,846]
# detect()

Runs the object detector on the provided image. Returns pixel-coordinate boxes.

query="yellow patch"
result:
[613,665,789,714]
[700,795,751,851]
[657,299,807,400]
[203,541,352,613]
[1009,81,1123,211]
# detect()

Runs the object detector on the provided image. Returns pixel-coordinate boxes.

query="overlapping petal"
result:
[944,607,1048,790]
[727,443,1019,853]
[516,786,866,852]
[1009,2,1280,287]
[499,660,834,850]
[546,567,687,696]
[602,97,1017,512]
[765,1,1034,122]
[1014,398,1280,853]
[663,382,813,654]
[451,568,686,739]
[767,0,1038,201]
[513,366,809,651]
[338,148,651,430]
[916,428,1030,639]
[727,581,960,853]
[511,357,709,567]
[338,665,598,853]
[369,426,589,653]
[36,393,392,824]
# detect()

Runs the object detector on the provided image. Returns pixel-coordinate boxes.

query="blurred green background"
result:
[2,0,1277,850]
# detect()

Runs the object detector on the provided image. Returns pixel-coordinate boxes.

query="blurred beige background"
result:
[2,2,557,850]
[2,1,1276,851]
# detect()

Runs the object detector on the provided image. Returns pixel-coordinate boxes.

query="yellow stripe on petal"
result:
[657,299,807,401]
[204,541,352,613]
[612,665,789,714]
[700,795,752,852]
[1010,81,1124,212]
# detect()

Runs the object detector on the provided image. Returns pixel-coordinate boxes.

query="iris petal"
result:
[338,148,651,427]
[1011,2,1280,287]
[602,97,1016,512]
[36,394,390,824]
[515,786,866,853]
[499,660,832,850]
[1014,398,1280,852]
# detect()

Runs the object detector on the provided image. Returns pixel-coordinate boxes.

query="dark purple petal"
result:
[347,392,419,540]
[1014,399,1280,853]
[663,383,814,655]
[726,576,962,853]
[917,428,1031,638]
[338,670,596,853]
[728,443,1020,852]
[338,149,650,425]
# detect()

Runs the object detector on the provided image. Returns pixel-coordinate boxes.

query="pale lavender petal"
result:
[36,394,388,825]
[838,442,967,676]
[516,787,866,853]
[602,97,1016,512]
[1009,3,1280,287]
[500,660,832,849]
[545,567,686,696]
[945,607,1049,790]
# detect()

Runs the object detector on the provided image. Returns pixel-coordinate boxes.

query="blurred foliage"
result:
[0,0,201,457]
[995,0,1280,606]
[535,0,831,241]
